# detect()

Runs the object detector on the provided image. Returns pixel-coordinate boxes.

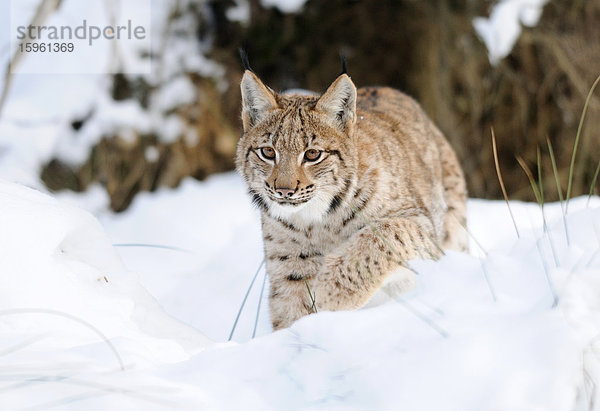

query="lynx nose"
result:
[276,187,295,198]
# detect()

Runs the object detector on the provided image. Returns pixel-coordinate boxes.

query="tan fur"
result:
[236,70,468,330]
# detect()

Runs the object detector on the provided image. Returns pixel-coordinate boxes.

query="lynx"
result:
[236,67,468,330]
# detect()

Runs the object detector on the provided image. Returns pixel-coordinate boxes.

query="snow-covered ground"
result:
[1,173,600,410]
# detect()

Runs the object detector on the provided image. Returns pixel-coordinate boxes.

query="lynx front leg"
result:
[264,248,323,330]
[269,279,314,330]
[308,216,441,312]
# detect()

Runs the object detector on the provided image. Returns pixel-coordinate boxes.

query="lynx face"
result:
[236,71,359,223]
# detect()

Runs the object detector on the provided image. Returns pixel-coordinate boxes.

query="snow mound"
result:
[0,179,212,409]
[2,174,600,409]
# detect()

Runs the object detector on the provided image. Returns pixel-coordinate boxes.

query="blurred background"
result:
[0,0,598,212]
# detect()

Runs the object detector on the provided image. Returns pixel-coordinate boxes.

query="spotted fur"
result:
[236,70,468,330]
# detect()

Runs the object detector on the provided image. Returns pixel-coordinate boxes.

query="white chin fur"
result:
[268,194,332,225]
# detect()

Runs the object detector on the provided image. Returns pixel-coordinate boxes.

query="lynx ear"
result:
[316,74,357,132]
[240,71,279,131]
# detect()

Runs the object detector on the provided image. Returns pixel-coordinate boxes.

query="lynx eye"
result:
[304,149,321,162]
[260,147,276,160]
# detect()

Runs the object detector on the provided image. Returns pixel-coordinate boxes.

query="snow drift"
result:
[1,174,600,409]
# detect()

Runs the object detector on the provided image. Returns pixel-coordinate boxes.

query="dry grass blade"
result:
[14,374,181,410]
[517,159,561,269]
[585,250,600,269]
[587,160,600,208]
[518,157,560,268]
[22,392,108,411]
[479,259,497,302]
[533,238,559,308]
[537,146,544,209]
[229,259,264,341]
[396,298,448,338]
[112,243,193,254]
[252,270,268,338]
[566,73,600,214]
[0,308,124,371]
[547,137,564,204]
[536,146,552,245]
[0,335,46,358]
[516,155,542,204]
[448,213,496,301]
[547,137,570,244]
[492,128,520,238]
[449,212,487,256]
[536,147,560,267]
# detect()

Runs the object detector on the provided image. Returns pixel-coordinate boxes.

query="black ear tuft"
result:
[339,54,347,76]
[239,48,252,72]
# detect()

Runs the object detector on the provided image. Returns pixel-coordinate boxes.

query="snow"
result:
[0,0,550,192]
[1,1,598,409]
[151,76,197,113]
[54,92,152,165]
[8,0,152,75]
[145,145,160,163]
[0,0,223,187]
[227,0,251,24]
[259,0,308,14]
[158,114,186,144]
[473,0,549,65]
[1,171,600,409]
[0,179,213,409]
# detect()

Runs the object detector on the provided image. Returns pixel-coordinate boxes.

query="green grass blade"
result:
[546,137,564,204]
[536,147,551,247]
[587,159,600,208]
[492,128,520,238]
[546,136,570,244]
[566,73,600,213]
[304,278,318,313]
[537,146,544,207]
